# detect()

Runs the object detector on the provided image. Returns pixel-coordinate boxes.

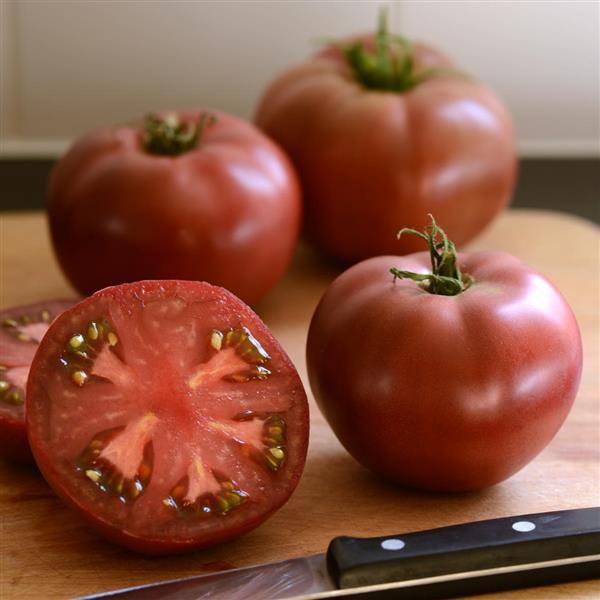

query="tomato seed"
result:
[269,447,284,460]
[69,334,85,349]
[72,370,88,386]
[87,322,99,340]
[165,473,249,518]
[210,330,223,351]
[85,469,101,483]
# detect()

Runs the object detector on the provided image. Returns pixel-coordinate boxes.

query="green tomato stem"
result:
[143,112,216,156]
[390,216,472,296]
[341,8,464,92]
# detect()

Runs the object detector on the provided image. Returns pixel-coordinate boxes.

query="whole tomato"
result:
[306,218,582,491]
[48,111,301,305]
[256,13,516,263]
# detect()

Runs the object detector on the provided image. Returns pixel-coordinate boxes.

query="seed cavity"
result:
[232,411,287,472]
[220,327,271,381]
[2,307,58,343]
[164,471,249,517]
[60,318,120,387]
[0,372,24,407]
[212,327,272,382]
[189,327,274,389]
[77,419,155,503]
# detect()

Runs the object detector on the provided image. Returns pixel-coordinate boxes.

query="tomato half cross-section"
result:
[47,111,301,305]
[26,281,309,553]
[256,12,516,263]
[0,299,75,464]
[306,218,582,492]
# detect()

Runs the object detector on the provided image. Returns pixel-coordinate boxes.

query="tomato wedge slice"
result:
[0,299,75,464]
[26,281,309,554]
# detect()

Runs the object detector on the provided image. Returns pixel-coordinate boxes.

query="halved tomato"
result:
[26,280,309,554]
[0,299,75,464]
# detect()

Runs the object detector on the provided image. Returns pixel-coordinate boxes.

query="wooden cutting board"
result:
[1,209,598,599]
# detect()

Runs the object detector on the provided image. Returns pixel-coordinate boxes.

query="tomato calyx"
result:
[390,215,473,296]
[341,9,462,93]
[143,112,217,156]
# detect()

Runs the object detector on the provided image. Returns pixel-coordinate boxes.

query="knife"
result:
[82,507,600,600]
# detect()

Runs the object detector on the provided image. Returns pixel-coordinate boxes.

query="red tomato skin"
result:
[306,252,582,491]
[47,111,301,305]
[256,40,517,262]
[27,280,309,554]
[51,501,286,555]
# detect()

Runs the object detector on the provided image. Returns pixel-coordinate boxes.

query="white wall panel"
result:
[1,0,598,156]
[0,0,19,138]
[12,0,379,136]
[398,0,599,156]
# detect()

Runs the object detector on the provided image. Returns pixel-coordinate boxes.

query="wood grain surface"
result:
[0,209,598,599]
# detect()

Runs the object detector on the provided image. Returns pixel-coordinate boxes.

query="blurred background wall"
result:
[0,0,598,216]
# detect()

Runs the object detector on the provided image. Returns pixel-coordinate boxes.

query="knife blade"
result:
[81,507,600,600]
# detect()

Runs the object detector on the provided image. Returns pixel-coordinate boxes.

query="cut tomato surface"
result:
[0,299,75,464]
[26,281,309,554]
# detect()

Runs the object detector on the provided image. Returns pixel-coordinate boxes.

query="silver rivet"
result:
[512,521,536,532]
[381,538,405,551]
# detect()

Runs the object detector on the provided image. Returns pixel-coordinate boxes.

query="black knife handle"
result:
[327,507,600,590]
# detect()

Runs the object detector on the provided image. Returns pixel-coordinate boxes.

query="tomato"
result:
[26,280,309,553]
[306,219,582,491]
[256,14,516,263]
[0,299,75,464]
[47,111,301,305]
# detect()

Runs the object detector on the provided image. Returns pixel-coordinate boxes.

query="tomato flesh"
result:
[27,281,308,554]
[0,299,75,464]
